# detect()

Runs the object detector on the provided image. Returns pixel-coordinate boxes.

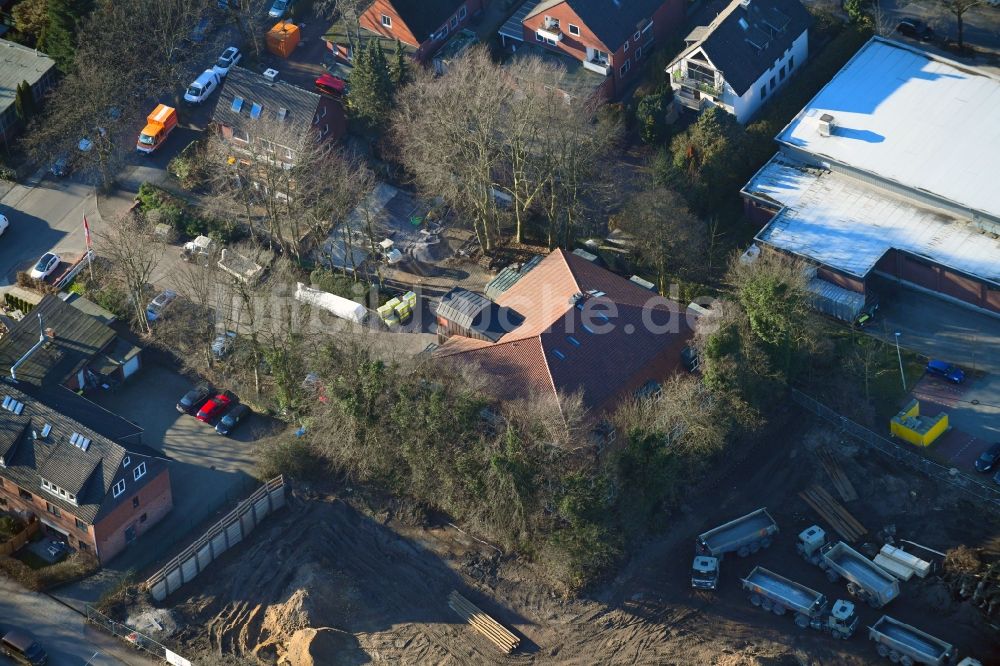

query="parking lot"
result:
[54,363,277,609]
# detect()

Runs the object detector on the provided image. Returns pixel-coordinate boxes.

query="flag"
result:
[83,214,92,249]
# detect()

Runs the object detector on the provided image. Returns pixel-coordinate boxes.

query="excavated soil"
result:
[167,417,1000,665]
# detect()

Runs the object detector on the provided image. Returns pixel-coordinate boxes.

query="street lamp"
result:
[894,331,906,392]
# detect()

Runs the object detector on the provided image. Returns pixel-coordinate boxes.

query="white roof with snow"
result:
[745,157,1000,284]
[777,37,1000,219]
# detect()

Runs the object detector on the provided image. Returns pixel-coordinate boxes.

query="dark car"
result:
[176,382,212,413]
[196,393,233,423]
[975,443,1000,473]
[0,627,48,665]
[49,153,70,177]
[216,403,250,435]
[926,359,965,384]
[896,18,934,41]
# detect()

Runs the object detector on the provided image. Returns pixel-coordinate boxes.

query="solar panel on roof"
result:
[231,96,244,112]
[250,102,262,119]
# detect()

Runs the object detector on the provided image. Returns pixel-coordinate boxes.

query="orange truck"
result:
[136,104,178,154]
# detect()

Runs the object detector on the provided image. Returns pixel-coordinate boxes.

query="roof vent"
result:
[568,292,586,306]
[263,68,279,82]
[740,0,752,7]
[818,113,836,137]
[278,107,288,120]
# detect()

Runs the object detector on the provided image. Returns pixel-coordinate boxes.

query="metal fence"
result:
[790,389,1000,511]
[144,475,287,602]
[85,604,192,665]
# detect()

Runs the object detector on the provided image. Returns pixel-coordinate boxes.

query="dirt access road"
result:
[155,414,999,665]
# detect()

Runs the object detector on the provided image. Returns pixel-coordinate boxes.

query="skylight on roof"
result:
[567,335,581,347]
[738,17,749,30]
[250,102,263,119]
[553,349,566,360]
[232,96,244,112]
[582,324,595,334]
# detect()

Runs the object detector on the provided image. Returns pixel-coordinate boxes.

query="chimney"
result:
[818,113,836,137]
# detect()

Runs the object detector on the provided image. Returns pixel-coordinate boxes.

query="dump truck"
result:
[868,615,957,665]
[741,566,858,639]
[136,104,178,154]
[692,508,778,589]
[798,526,900,608]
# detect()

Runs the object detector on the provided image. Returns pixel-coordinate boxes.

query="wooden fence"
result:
[145,475,287,601]
[0,517,40,556]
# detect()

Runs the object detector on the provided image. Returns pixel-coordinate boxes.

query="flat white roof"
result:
[746,157,1000,284]
[777,37,1000,219]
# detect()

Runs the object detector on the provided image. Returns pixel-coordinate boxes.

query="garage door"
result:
[122,355,141,378]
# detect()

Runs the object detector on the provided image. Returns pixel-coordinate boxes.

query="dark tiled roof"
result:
[0,39,55,119]
[679,0,812,96]
[0,383,163,524]
[527,0,666,50]
[436,250,693,412]
[386,0,469,43]
[0,295,116,388]
[212,66,322,141]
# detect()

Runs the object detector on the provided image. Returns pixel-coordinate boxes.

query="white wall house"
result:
[666,0,811,124]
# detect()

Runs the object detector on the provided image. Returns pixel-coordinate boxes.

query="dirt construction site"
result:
[135,414,1000,665]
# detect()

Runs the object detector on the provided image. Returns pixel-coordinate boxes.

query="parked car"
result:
[268,0,291,18]
[146,290,177,322]
[0,626,48,665]
[315,73,347,98]
[176,382,212,413]
[212,331,237,360]
[896,18,933,41]
[184,69,221,104]
[0,214,8,236]
[49,153,70,177]
[853,298,879,328]
[974,442,1000,473]
[29,252,60,280]
[196,393,233,423]
[213,46,242,77]
[926,359,965,384]
[216,403,250,435]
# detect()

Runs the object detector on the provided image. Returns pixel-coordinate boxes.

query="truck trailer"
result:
[741,566,858,639]
[692,508,778,589]
[798,526,900,608]
[868,615,956,666]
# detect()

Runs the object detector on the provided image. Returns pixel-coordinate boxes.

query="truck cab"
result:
[797,525,829,563]
[821,599,858,638]
[137,104,178,154]
[691,556,719,590]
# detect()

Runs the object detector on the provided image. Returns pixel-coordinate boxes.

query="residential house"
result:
[741,37,1000,318]
[499,0,685,99]
[330,0,485,63]
[0,383,172,562]
[434,249,694,414]
[666,0,811,124]
[0,38,56,147]
[212,66,346,168]
[0,294,143,392]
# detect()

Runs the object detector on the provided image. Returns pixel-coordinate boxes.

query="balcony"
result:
[536,27,563,42]
[674,87,703,111]
[671,69,723,99]
[582,58,610,75]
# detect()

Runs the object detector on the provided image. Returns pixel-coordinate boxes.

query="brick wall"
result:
[0,477,97,552]
[359,0,483,61]
[93,468,173,563]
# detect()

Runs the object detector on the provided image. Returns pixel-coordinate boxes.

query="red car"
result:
[315,73,346,98]
[196,393,232,423]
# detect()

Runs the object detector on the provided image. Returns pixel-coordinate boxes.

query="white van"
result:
[184,69,220,104]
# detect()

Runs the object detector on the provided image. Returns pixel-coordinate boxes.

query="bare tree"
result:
[939,0,985,50]
[203,118,373,262]
[97,210,165,335]
[616,181,708,295]
[217,0,271,59]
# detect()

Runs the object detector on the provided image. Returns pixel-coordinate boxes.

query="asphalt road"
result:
[0,578,159,666]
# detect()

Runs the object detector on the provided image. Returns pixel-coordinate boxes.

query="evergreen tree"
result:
[14,81,37,122]
[346,38,393,130]
[39,0,88,71]
[388,39,409,88]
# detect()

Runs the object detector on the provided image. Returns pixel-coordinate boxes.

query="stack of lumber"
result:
[875,544,932,580]
[448,591,520,654]
[816,448,858,502]
[799,485,867,542]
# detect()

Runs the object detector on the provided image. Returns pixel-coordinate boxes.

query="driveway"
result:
[0,577,160,665]
[53,363,272,609]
